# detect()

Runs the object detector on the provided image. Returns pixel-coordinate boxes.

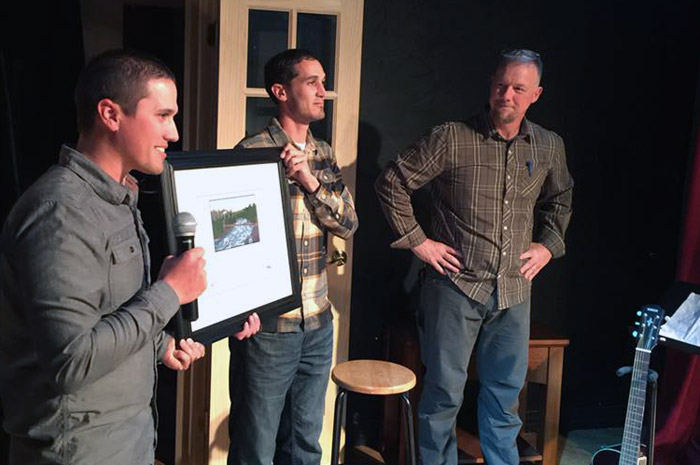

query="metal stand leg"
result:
[331,389,347,465]
[648,369,658,465]
[400,392,417,465]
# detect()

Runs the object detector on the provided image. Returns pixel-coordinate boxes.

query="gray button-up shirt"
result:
[0,146,180,464]
[375,109,573,309]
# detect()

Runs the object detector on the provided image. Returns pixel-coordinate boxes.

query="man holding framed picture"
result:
[228,49,358,465]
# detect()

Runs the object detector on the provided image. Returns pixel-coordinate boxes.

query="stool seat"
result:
[331,360,416,396]
[330,360,417,465]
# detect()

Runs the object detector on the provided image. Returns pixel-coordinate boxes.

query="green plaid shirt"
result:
[376,108,573,309]
[236,118,358,332]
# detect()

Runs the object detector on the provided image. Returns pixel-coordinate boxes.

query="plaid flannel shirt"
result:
[235,118,358,332]
[376,108,573,309]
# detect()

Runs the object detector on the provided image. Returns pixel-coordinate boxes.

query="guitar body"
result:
[590,445,648,465]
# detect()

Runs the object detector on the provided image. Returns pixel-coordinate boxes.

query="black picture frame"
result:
[160,147,300,345]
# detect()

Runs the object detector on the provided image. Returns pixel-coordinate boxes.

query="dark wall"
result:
[349,0,700,441]
[0,1,83,222]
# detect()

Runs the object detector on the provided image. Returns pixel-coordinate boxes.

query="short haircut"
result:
[264,48,321,105]
[74,49,176,132]
[497,49,544,83]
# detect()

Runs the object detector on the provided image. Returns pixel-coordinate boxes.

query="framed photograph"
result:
[160,148,300,344]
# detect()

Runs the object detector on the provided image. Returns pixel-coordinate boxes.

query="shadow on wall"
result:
[345,120,435,448]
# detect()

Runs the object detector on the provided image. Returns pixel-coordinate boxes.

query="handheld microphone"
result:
[174,212,199,323]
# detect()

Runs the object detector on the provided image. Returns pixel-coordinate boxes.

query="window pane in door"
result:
[245,97,278,137]
[297,13,336,91]
[247,9,289,88]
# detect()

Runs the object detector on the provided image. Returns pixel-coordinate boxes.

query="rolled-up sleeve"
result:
[305,156,358,239]
[534,135,574,258]
[375,123,449,249]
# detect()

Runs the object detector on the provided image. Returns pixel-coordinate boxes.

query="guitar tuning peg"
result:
[635,321,640,326]
[664,316,670,322]
[637,310,642,316]
[632,330,639,338]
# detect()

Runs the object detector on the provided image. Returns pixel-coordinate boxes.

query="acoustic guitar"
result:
[589,305,664,465]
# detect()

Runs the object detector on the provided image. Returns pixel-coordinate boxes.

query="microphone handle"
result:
[172,311,192,341]
[182,298,199,322]
[176,235,199,322]
[176,235,195,255]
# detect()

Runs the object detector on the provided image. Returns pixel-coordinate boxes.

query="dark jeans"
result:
[416,270,530,465]
[229,323,333,465]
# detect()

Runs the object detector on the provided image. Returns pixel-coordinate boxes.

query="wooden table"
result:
[526,326,570,465]
[382,321,569,465]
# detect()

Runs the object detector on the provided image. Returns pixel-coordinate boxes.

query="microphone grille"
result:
[173,212,197,236]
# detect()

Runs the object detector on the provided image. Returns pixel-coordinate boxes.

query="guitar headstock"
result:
[633,305,665,351]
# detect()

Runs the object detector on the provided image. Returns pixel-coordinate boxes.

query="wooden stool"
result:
[330,360,417,465]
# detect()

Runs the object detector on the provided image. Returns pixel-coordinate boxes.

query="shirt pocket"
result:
[108,235,143,311]
[518,160,548,201]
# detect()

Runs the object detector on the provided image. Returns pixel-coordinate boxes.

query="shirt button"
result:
[321,194,327,200]
[503,226,508,230]
[504,200,509,205]
[508,150,513,155]
[334,213,340,219]
[304,240,309,247]
[497,274,502,279]
[507,175,511,180]
[502,251,507,256]
[303,268,308,274]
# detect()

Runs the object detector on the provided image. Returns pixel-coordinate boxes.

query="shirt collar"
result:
[58,144,136,206]
[266,117,318,153]
[477,106,533,143]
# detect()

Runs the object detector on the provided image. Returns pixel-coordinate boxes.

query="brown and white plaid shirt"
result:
[375,108,573,309]
[236,118,358,332]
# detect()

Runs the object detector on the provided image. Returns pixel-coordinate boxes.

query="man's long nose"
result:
[502,86,515,101]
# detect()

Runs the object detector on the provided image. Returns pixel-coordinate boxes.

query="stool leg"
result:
[400,392,417,465]
[331,388,348,465]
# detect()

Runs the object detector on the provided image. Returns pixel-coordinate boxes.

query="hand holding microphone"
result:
[173,212,200,322]
[158,212,259,343]
[159,212,207,307]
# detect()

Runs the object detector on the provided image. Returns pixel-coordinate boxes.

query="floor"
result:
[351,428,627,465]
[557,428,623,465]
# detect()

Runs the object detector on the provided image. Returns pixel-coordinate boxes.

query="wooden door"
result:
[180,1,363,463]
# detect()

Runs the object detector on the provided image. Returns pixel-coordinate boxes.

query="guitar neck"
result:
[619,348,650,465]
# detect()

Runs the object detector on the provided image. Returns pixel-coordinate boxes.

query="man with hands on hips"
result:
[0,49,257,465]
[413,233,553,281]
[375,49,573,465]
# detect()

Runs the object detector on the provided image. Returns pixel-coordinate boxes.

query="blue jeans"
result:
[228,323,333,465]
[416,270,530,465]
